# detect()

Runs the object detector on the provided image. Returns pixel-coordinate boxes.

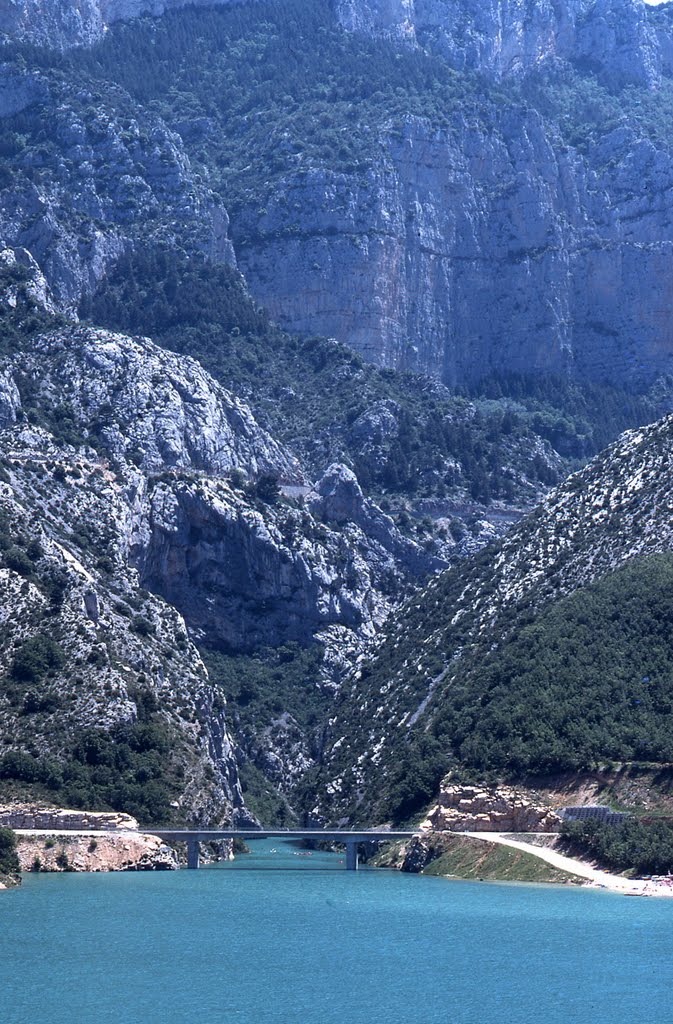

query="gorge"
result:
[2,0,673,870]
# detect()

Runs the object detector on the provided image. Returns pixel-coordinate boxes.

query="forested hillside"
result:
[317,416,673,825]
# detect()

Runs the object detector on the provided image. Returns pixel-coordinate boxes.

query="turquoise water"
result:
[1,840,671,1024]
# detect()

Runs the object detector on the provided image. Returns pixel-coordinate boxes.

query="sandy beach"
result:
[466,832,673,897]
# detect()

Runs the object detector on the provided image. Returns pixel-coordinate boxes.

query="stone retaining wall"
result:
[0,804,139,831]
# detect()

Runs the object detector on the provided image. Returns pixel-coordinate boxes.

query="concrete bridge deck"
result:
[150,830,418,870]
[12,828,419,871]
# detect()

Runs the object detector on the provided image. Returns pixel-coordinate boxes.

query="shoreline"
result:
[465,831,673,898]
[4,824,673,897]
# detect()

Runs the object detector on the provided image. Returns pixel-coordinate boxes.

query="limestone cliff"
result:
[5,1,673,390]
[0,0,245,49]
[237,107,673,389]
[336,0,663,87]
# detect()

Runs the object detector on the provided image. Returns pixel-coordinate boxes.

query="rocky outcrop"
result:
[0,63,47,117]
[421,781,562,832]
[5,2,673,388]
[11,326,302,481]
[336,0,663,87]
[307,463,443,575]
[318,410,673,825]
[1,802,180,871]
[16,832,178,871]
[0,324,437,655]
[399,832,446,872]
[0,70,234,312]
[3,0,664,86]
[0,246,56,315]
[0,0,247,50]
[138,466,437,650]
[237,107,673,389]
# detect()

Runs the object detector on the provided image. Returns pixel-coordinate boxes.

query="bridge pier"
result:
[187,839,200,870]
[345,840,359,871]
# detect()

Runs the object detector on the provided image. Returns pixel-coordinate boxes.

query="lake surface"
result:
[1,840,671,1024]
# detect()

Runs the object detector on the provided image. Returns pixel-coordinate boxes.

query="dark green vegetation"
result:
[203,643,327,825]
[0,826,19,882]
[69,0,490,215]
[561,817,673,876]
[204,643,327,739]
[0,699,186,826]
[523,67,673,158]
[322,553,673,824]
[438,554,673,773]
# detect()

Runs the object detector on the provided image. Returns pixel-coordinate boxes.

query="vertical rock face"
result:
[137,465,439,652]
[335,0,662,86]
[0,0,246,49]
[336,0,416,41]
[237,109,673,388]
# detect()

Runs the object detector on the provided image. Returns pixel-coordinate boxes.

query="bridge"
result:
[150,829,418,870]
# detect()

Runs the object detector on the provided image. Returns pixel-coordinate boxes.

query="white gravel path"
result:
[465,832,673,897]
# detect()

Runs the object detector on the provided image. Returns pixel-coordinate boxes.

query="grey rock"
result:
[137,471,422,650]
[0,74,235,312]
[0,434,246,825]
[0,0,246,50]
[0,63,47,116]
[237,106,673,389]
[0,244,56,315]
[308,463,365,525]
[12,326,303,481]
[82,589,100,623]
[350,400,400,446]
[336,0,662,87]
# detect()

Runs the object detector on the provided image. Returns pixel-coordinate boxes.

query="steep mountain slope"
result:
[1,3,670,452]
[0,64,233,312]
[4,0,673,830]
[336,0,665,86]
[0,268,448,821]
[317,412,673,824]
[19,0,670,393]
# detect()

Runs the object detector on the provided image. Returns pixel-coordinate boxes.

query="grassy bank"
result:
[376,834,583,885]
[421,835,582,884]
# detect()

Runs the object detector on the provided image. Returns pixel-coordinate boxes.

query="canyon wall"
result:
[237,110,673,388]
